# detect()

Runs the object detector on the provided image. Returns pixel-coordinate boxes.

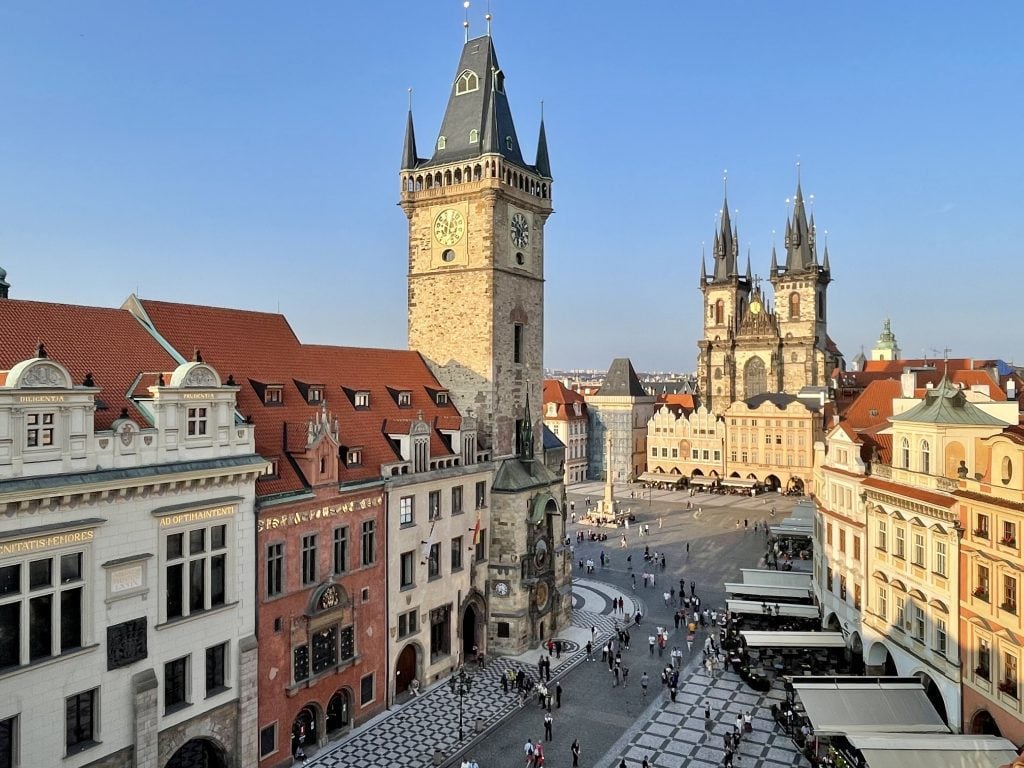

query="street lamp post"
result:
[447,666,474,742]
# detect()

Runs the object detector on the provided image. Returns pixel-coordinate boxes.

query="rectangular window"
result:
[913,604,925,642]
[186,407,208,436]
[360,674,375,706]
[301,534,317,586]
[894,527,905,559]
[1005,653,1018,694]
[839,574,847,600]
[713,450,721,461]
[913,532,925,566]
[398,609,419,639]
[877,520,887,551]
[259,724,278,759]
[475,481,487,509]
[894,596,905,629]
[976,513,990,538]
[651,447,657,457]
[346,449,362,467]
[701,450,709,461]
[854,583,862,610]
[1004,575,1018,614]
[428,543,441,579]
[451,536,464,571]
[854,535,862,561]
[266,543,283,598]
[164,656,189,711]
[934,540,947,577]
[165,523,228,620]
[513,323,524,364]
[661,448,668,458]
[451,486,463,516]
[206,642,228,695]
[361,520,376,566]
[692,449,699,460]
[333,527,348,575]
[26,412,55,447]
[671,448,678,458]
[826,523,833,546]
[976,564,991,600]
[936,618,947,655]
[877,586,888,621]
[264,386,283,405]
[826,567,833,593]
[475,529,487,562]
[400,552,415,589]
[0,551,85,669]
[399,496,414,526]
[311,626,337,675]
[977,637,991,680]
[354,391,370,408]
[65,688,97,753]
[1002,520,1017,547]
[839,530,846,553]
[428,491,441,521]
[0,716,16,768]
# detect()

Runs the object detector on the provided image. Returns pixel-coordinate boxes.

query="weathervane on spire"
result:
[723,168,728,197]
[486,0,492,35]
[796,157,802,184]
[463,1,471,42]
[407,87,413,110]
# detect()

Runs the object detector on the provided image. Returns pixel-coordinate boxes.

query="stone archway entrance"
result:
[462,605,479,658]
[291,704,319,757]
[764,475,781,490]
[970,709,1001,736]
[165,738,227,768]
[395,644,417,694]
[916,671,949,725]
[325,690,351,735]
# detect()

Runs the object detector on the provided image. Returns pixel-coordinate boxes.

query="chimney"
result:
[900,371,916,398]
[1008,379,1017,401]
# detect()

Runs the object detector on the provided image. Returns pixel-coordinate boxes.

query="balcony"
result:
[998,680,1018,698]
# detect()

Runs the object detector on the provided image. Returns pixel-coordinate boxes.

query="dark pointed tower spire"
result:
[745,251,752,283]
[700,252,707,285]
[535,111,551,178]
[770,245,778,276]
[712,195,738,282]
[520,392,534,461]
[784,178,814,272]
[401,96,419,171]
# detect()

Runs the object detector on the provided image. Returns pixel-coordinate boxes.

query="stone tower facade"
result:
[697,182,841,414]
[400,33,569,654]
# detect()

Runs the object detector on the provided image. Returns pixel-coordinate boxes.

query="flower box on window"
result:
[1000,536,1017,547]
[974,529,989,538]
[973,587,989,600]
[998,680,1017,696]
[1001,601,1017,614]
[975,666,991,680]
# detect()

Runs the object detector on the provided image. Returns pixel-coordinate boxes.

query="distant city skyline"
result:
[1,2,1022,370]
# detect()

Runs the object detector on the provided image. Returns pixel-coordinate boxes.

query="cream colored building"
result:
[0,334,264,768]
[586,358,655,483]
[543,379,588,485]
[646,404,724,482]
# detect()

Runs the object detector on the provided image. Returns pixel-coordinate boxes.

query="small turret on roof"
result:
[401,108,419,171]
[534,117,551,178]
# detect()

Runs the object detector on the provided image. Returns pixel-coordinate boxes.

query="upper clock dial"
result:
[433,209,466,246]
[749,299,762,315]
[510,212,530,249]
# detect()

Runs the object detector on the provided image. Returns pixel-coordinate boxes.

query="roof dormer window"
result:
[456,70,479,95]
[354,391,370,409]
[437,136,446,151]
[505,136,513,151]
[435,391,449,406]
[264,385,283,406]
[346,448,363,467]
[307,386,324,404]
[398,391,412,407]
[469,129,479,144]
[493,69,505,94]
[546,403,557,418]
[573,402,582,417]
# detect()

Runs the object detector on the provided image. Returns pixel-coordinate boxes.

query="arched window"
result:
[789,292,800,320]
[744,357,767,398]
[469,129,479,144]
[437,136,446,151]
[715,300,724,325]
[456,70,479,95]
[901,437,910,469]
[920,440,930,474]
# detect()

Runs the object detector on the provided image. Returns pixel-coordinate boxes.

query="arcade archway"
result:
[165,738,227,768]
[395,644,418,695]
[326,690,351,735]
[970,709,1001,736]
[291,703,320,757]
[915,671,949,725]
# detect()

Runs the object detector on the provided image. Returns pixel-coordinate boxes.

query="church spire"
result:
[784,179,814,272]
[770,244,778,276]
[745,251,752,283]
[401,105,419,171]
[534,114,551,178]
[700,252,707,286]
[712,195,738,283]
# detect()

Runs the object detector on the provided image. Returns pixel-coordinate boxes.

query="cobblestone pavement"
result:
[309,484,808,768]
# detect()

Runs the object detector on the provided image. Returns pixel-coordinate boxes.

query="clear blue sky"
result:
[2,2,1022,372]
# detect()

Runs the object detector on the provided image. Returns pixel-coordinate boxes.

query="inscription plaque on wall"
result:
[107,617,148,670]
[110,564,144,594]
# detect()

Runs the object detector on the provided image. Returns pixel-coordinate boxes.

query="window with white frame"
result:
[894,595,905,629]
[164,522,228,621]
[877,585,888,621]
[901,437,910,468]
[65,688,98,754]
[920,440,930,474]
[894,526,905,559]
[399,496,414,526]
[935,617,947,655]
[428,491,441,521]
[934,540,947,576]
[26,411,55,447]
[912,532,925,566]
[186,407,208,436]
[877,519,887,551]
[912,603,925,642]
[0,548,86,669]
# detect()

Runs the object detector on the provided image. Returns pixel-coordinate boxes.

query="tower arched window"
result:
[715,300,724,325]
[789,292,800,320]
[456,70,479,95]
[818,292,824,320]
[469,129,479,144]
[744,357,767,398]
[901,437,910,469]
[920,440,930,474]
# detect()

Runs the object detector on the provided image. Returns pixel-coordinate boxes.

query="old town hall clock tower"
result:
[399,29,570,654]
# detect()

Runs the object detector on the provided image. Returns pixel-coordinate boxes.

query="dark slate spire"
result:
[784,182,815,273]
[712,196,738,283]
[426,35,525,168]
[0,265,8,299]
[401,109,419,171]
[534,117,551,178]
[699,253,707,285]
[520,392,534,460]
[770,245,778,276]
[822,244,831,274]
[745,252,752,283]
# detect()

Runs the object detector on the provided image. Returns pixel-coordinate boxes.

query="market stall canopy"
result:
[689,476,717,486]
[769,522,813,538]
[740,631,845,649]
[792,677,948,736]
[847,733,1018,768]
[727,600,819,619]
[638,472,686,485]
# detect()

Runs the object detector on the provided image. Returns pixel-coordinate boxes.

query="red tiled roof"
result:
[844,379,902,432]
[861,358,975,374]
[135,299,461,496]
[660,393,696,410]
[542,378,588,420]
[0,299,181,430]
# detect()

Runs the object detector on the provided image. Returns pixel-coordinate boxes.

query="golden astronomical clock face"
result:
[510,212,530,248]
[433,208,466,246]
[534,581,549,610]
[749,299,762,315]
[534,537,549,569]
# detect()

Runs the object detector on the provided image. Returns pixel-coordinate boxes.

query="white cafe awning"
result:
[847,733,1019,768]
[721,477,757,487]
[740,631,846,649]
[792,677,949,736]
[724,583,812,602]
[727,600,819,619]
[689,476,717,485]
[741,569,813,588]
[638,472,685,484]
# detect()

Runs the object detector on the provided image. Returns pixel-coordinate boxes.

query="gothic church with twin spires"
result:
[697,181,844,414]
[399,30,570,653]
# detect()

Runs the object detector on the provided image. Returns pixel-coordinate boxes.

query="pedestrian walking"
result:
[534,742,545,767]
[571,738,581,768]
[649,634,656,656]
[642,755,650,768]
[524,740,535,768]
[640,672,649,697]
[544,712,553,741]
[502,672,509,693]
[613,666,620,686]
[585,640,593,660]
[294,745,308,765]
[556,682,563,708]
[622,666,630,686]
